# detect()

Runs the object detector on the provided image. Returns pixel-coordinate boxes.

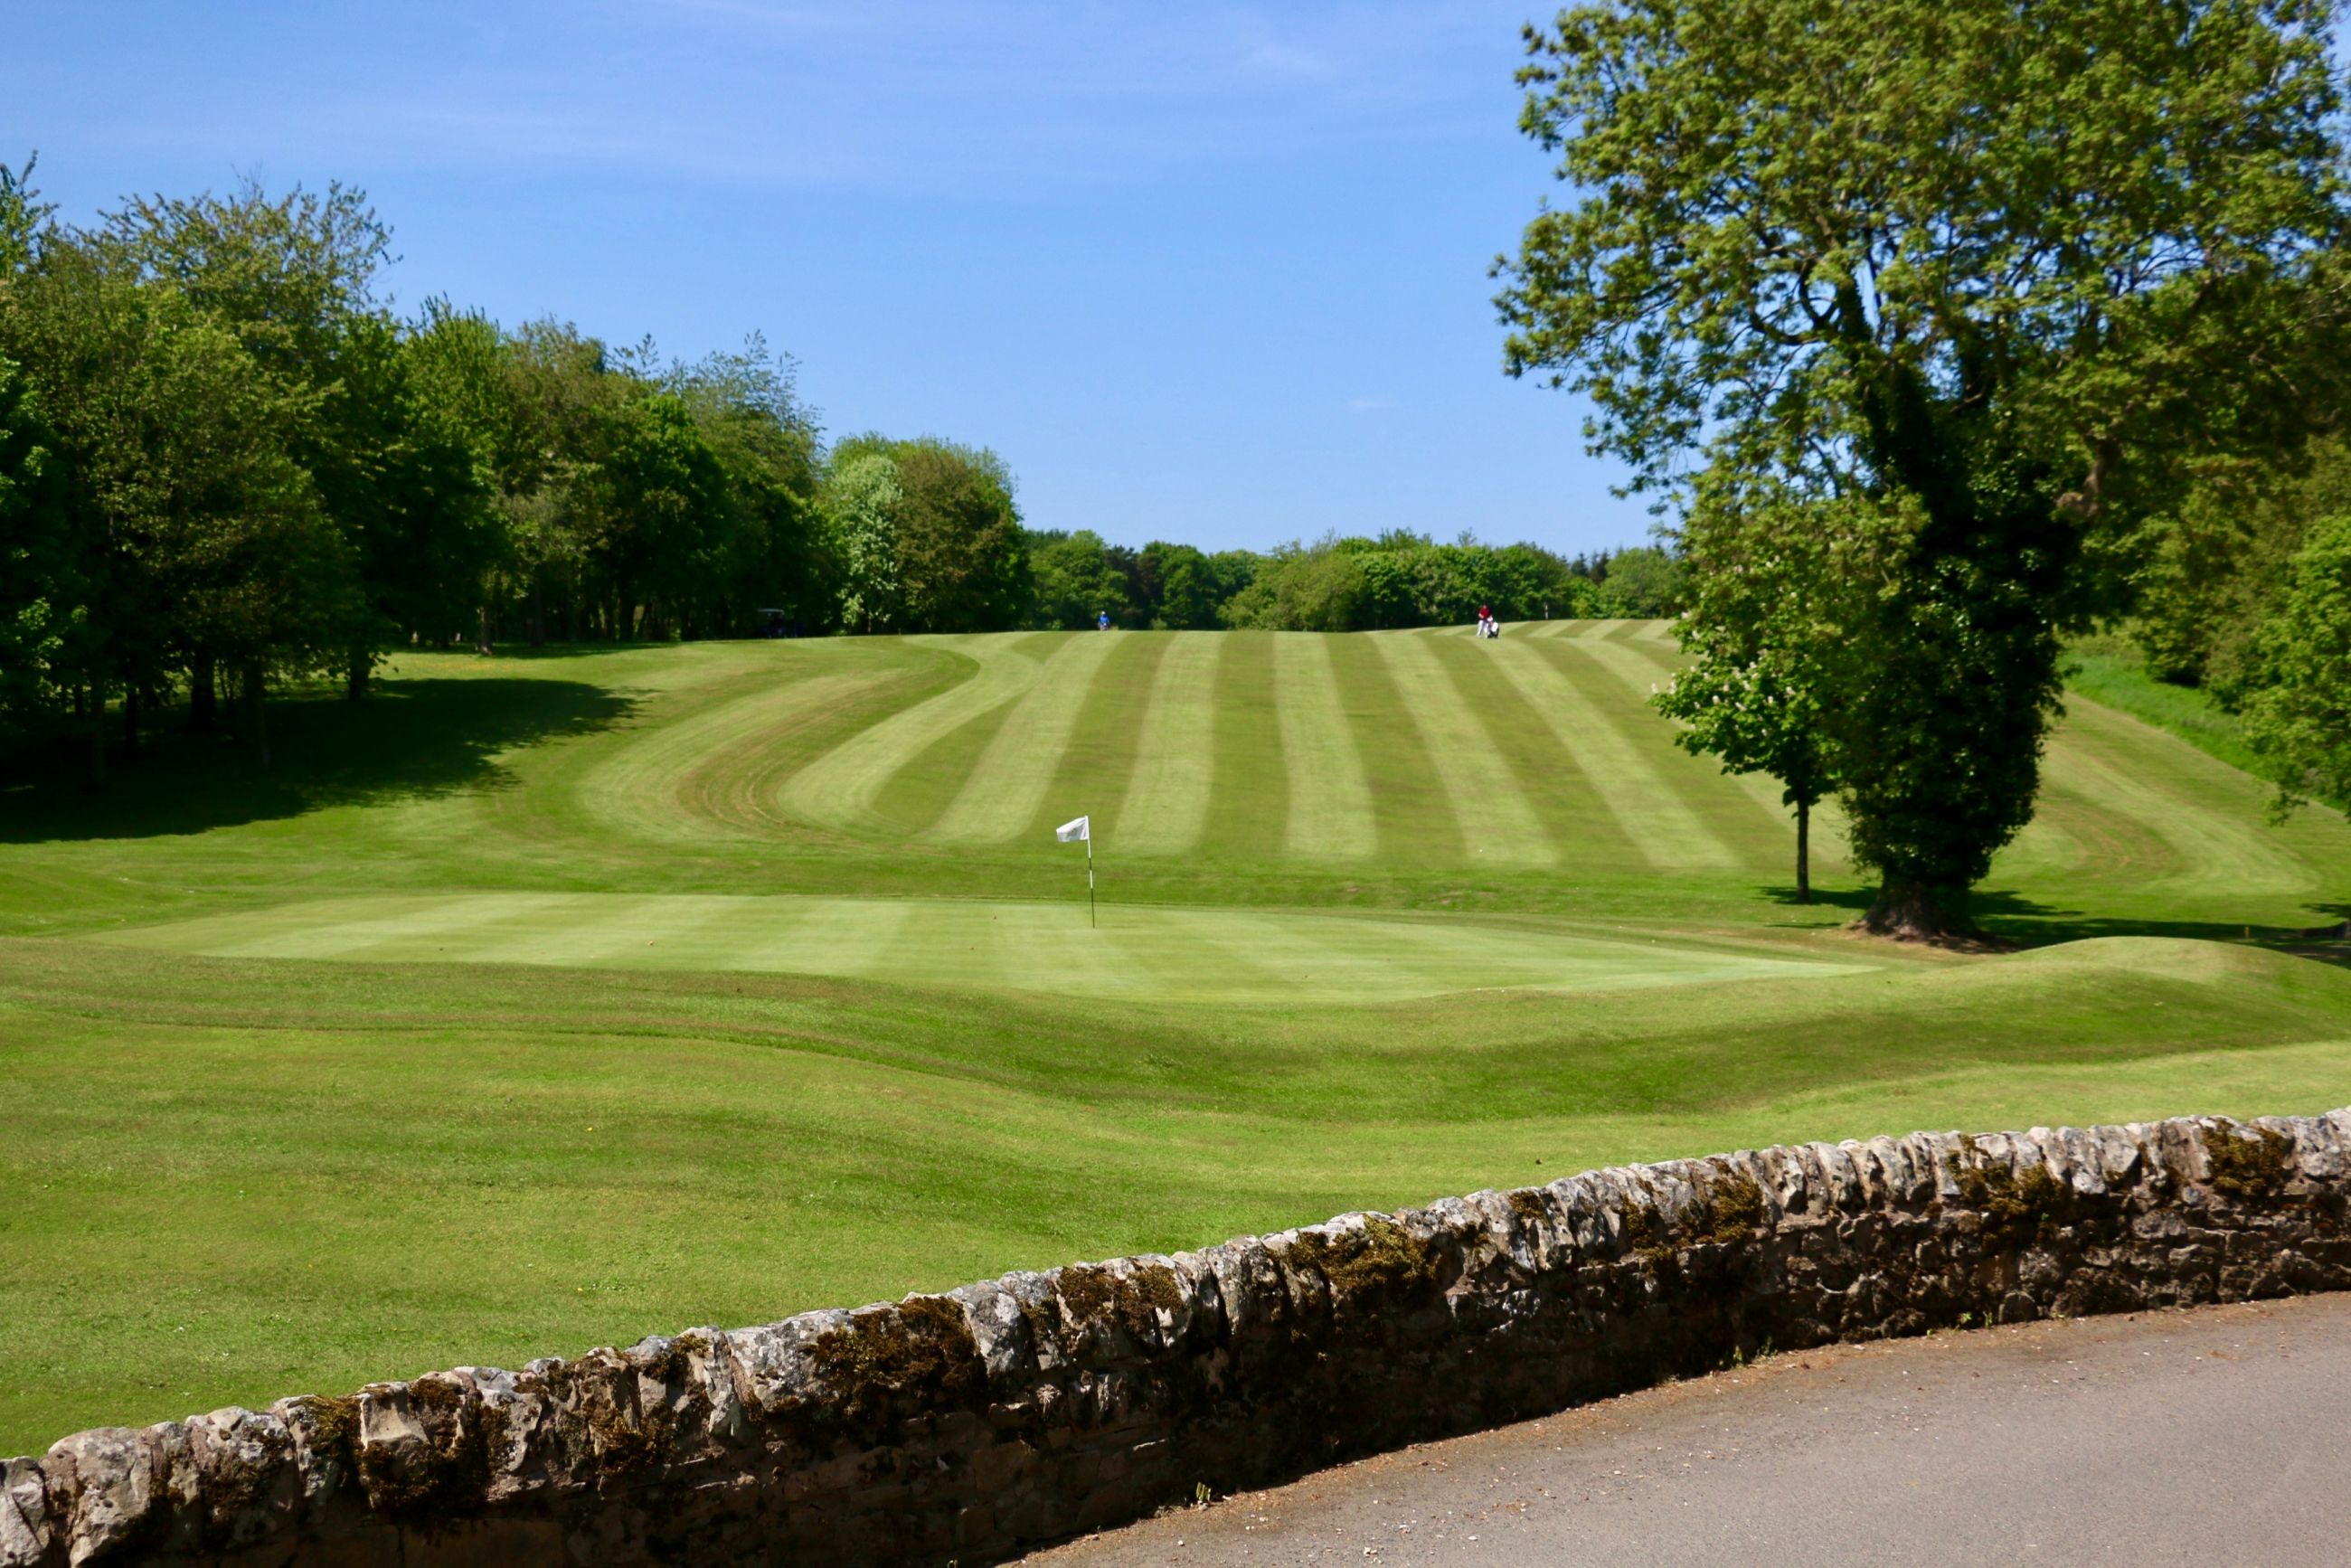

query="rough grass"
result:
[2,624,2348,1454]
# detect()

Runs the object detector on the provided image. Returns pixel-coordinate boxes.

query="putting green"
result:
[92,893,1873,1003]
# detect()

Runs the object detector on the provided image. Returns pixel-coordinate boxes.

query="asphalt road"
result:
[1021,1291,2351,1566]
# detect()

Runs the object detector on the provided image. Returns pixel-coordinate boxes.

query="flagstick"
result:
[1087,835,1096,929]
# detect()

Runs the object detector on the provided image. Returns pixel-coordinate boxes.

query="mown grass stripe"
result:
[1115,634,1224,857]
[872,697,1029,836]
[1597,633,1859,864]
[1371,633,1559,867]
[451,893,668,967]
[779,635,1053,830]
[1118,905,1295,996]
[1271,633,1377,861]
[1200,631,1289,863]
[733,894,839,970]
[1322,634,1465,865]
[1498,639,1746,871]
[189,893,557,960]
[707,646,969,843]
[1028,632,1167,844]
[930,632,1123,844]
[2041,700,2311,897]
[577,664,876,845]
[1176,905,1434,996]
[1416,633,1648,871]
[789,896,920,978]
[1569,636,1808,848]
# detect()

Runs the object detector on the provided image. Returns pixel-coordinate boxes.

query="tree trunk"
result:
[346,649,369,702]
[245,666,270,772]
[529,571,547,648]
[1861,879,1971,941]
[122,686,139,759]
[476,602,494,655]
[87,683,105,791]
[190,660,217,733]
[1795,798,1810,904]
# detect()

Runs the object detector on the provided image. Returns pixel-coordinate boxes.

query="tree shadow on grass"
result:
[1758,883,2351,968]
[0,677,634,843]
[402,641,667,662]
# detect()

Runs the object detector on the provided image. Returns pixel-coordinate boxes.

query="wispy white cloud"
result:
[18,1,1517,191]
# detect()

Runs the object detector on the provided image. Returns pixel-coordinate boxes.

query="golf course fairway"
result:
[4,622,2348,1452]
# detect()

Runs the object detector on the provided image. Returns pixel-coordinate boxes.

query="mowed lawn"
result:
[4,622,2350,1452]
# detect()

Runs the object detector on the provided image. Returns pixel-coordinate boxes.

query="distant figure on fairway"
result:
[1098,609,1112,631]
[1477,605,1500,639]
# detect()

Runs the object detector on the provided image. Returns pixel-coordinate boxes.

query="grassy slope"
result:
[3,622,2349,1450]
[2064,637,2268,778]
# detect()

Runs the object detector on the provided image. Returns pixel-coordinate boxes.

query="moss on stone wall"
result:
[354,1380,493,1516]
[808,1296,985,1424]
[1286,1216,1441,1309]
[1951,1158,2063,1251]
[2205,1126,2293,1199]
[1705,1172,1767,1245]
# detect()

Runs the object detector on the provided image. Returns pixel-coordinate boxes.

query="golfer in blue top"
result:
[1098,610,1112,631]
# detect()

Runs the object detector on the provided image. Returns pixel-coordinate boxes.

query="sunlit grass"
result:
[3,626,2347,1453]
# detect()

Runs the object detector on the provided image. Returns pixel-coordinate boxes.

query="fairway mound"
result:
[2004,933,2343,985]
[88,893,1875,1006]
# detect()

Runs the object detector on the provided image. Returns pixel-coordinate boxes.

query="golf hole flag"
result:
[1056,815,1095,926]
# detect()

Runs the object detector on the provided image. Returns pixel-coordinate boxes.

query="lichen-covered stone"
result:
[0,1458,52,1567]
[44,1427,150,1566]
[184,1407,292,1547]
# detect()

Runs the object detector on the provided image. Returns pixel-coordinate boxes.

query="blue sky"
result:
[5,1,1655,555]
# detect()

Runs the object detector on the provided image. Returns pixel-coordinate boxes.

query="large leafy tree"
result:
[821,450,906,635]
[1142,541,1224,629]
[593,392,732,640]
[0,353,76,741]
[892,439,1031,633]
[2241,512,2351,854]
[1656,486,1856,902]
[0,235,351,775]
[666,335,832,634]
[98,181,478,695]
[1220,540,1369,631]
[0,158,79,742]
[320,310,498,691]
[827,435,1029,634]
[1029,528,1133,629]
[489,318,627,644]
[2134,436,2351,693]
[1497,0,2349,936]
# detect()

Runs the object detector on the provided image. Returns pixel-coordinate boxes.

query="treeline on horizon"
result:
[0,159,1678,778]
[1032,530,1680,634]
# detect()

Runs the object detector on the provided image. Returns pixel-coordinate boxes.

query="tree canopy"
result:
[2242,512,2351,825]
[1500,0,2351,935]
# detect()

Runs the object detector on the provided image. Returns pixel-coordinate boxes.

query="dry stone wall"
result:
[7,1107,2350,1567]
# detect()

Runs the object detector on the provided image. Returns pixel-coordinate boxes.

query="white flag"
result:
[1055,815,1091,843]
